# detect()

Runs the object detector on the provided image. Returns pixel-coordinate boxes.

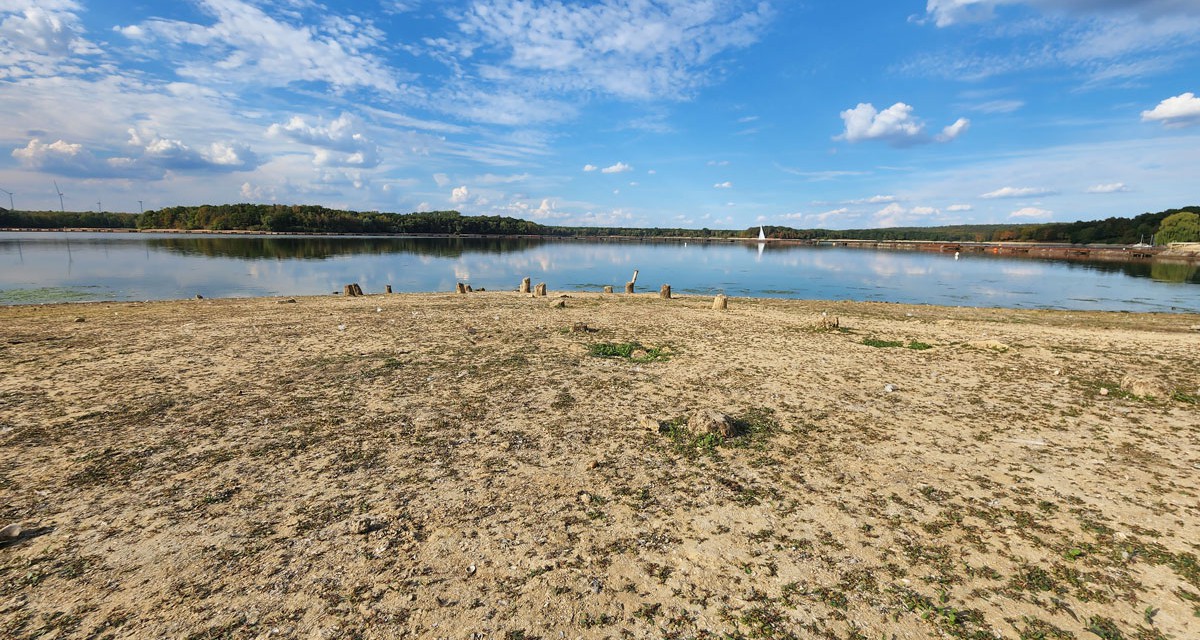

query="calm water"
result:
[1,232,1198,312]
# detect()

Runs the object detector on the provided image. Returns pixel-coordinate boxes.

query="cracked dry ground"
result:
[1,292,1198,639]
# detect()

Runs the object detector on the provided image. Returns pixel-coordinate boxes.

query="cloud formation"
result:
[119,0,402,92]
[448,0,772,101]
[268,113,382,168]
[1141,92,1200,128]
[1087,182,1128,194]
[1010,206,1053,218]
[980,186,1055,199]
[838,102,968,146]
[601,162,633,174]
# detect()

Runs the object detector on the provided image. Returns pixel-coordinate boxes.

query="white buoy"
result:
[954,251,960,260]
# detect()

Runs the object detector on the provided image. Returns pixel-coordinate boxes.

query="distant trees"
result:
[1156,211,1200,244]
[6,202,1199,246]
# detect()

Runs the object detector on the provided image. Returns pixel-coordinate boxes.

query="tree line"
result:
[3,203,1197,244]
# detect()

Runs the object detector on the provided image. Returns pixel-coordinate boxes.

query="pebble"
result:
[1099,388,1109,396]
[884,384,898,393]
[74,317,85,323]
[0,523,21,540]
[467,564,477,575]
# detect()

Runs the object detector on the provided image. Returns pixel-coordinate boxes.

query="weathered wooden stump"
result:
[534,283,547,297]
[659,284,671,299]
[465,284,473,293]
[352,284,363,296]
[551,299,566,308]
[625,282,635,294]
[820,315,839,330]
[385,285,392,294]
[344,284,357,297]
[456,282,467,294]
[520,277,531,294]
[712,294,728,310]
[603,285,614,294]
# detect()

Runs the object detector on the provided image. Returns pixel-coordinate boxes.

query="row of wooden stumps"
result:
[344,284,393,296]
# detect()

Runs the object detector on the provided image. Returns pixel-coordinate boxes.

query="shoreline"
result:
[3,227,1197,264]
[2,292,1198,637]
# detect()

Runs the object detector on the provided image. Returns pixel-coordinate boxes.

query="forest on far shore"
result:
[2,203,1197,245]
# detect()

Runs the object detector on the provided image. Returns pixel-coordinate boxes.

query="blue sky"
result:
[1,0,1198,229]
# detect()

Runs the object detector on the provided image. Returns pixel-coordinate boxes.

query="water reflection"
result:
[1,232,1198,312]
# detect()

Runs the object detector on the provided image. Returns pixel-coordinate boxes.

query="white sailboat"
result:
[758,226,766,241]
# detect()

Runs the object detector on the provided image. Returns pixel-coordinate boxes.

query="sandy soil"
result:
[1,291,1198,639]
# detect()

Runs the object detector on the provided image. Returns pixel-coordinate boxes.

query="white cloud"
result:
[924,0,1200,28]
[1141,92,1200,128]
[980,186,1055,198]
[837,102,967,146]
[714,181,733,189]
[449,0,772,101]
[121,0,403,93]
[1087,182,1129,194]
[847,194,897,204]
[1010,206,1053,218]
[947,203,973,211]
[582,164,598,172]
[601,161,633,174]
[267,113,381,168]
[128,128,260,172]
[451,185,470,204]
[707,160,730,166]
[911,206,940,215]
[936,117,971,142]
[433,173,451,187]
[965,99,1025,114]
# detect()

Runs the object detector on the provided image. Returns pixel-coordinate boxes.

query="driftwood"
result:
[659,284,671,299]
[712,294,728,310]
[520,277,531,294]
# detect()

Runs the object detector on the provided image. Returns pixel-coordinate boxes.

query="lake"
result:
[1,232,1198,312]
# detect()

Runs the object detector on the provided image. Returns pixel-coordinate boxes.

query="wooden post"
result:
[385,285,392,294]
[520,277,531,294]
[630,269,639,285]
[344,284,356,297]
[712,294,728,310]
[603,285,614,293]
[534,283,547,297]
[465,284,473,293]
[456,282,467,294]
[625,282,635,294]
[659,284,671,299]
[352,284,363,296]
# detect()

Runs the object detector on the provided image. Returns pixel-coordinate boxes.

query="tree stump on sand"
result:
[534,283,547,297]
[520,277,531,294]
[659,284,672,299]
[385,285,392,294]
[712,294,728,310]
[820,315,839,330]
[344,284,358,297]
[603,285,614,294]
[625,282,635,294]
[456,283,467,294]
[352,284,363,296]
[465,284,473,293]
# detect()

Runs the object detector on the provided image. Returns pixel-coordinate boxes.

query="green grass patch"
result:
[587,341,670,362]
[863,337,934,350]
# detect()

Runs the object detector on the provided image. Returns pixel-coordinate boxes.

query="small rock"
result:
[1099,388,1109,396]
[0,524,21,541]
[467,564,477,576]
[276,298,297,304]
[195,294,204,300]
[73,317,85,323]
[884,384,898,393]
[352,518,378,535]
[638,416,662,432]
[337,324,346,331]
[551,299,566,308]
[1120,373,1167,398]
[689,410,736,438]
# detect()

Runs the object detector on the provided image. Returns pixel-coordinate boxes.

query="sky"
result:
[1,0,1198,230]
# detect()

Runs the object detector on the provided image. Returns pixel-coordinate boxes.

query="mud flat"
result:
[1,292,1198,638]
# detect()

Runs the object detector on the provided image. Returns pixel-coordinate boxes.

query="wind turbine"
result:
[53,181,65,212]
[0,187,12,211]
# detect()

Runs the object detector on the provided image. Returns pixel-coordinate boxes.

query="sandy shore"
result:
[1,292,1198,639]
